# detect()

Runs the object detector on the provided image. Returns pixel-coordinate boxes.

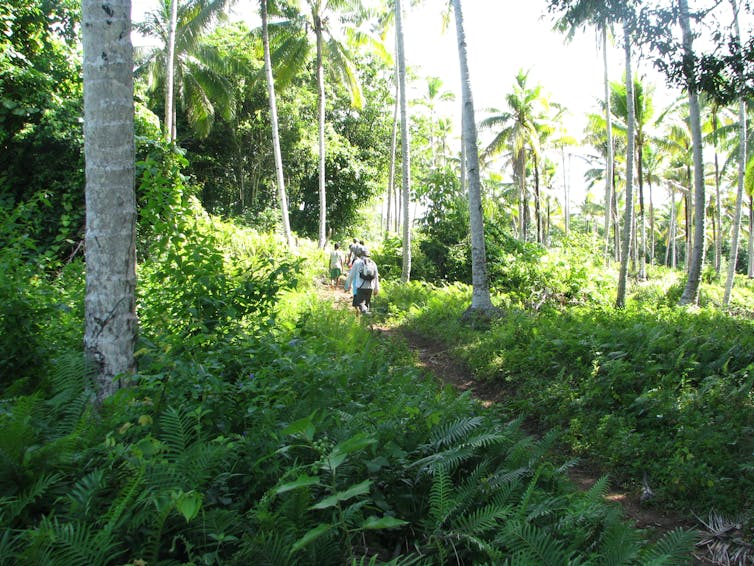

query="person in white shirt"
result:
[344,248,379,314]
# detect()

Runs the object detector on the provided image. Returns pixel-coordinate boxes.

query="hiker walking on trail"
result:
[344,247,379,314]
[328,243,344,288]
[346,238,359,267]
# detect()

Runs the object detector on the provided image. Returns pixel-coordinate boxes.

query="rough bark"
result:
[679,0,707,306]
[453,0,494,312]
[82,0,137,404]
[616,21,635,308]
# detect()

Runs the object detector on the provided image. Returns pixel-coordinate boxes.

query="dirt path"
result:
[318,284,718,562]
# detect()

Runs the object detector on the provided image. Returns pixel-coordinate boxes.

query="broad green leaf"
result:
[274,474,321,495]
[323,433,377,471]
[361,515,409,530]
[174,490,202,523]
[281,413,317,441]
[290,523,332,554]
[310,479,372,510]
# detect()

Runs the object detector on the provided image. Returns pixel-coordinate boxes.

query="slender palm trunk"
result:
[315,16,327,249]
[387,76,399,236]
[261,0,293,249]
[82,0,137,404]
[453,0,493,312]
[714,125,722,274]
[649,179,655,265]
[602,23,614,265]
[395,0,411,281]
[724,0,747,305]
[679,0,707,306]
[748,195,754,278]
[638,143,646,280]
[165,0,178,141]
[616,22,635,308]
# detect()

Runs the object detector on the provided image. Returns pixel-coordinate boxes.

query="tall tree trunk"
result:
[534,154,542,244]
[724,0,747,305]
[261,0,293,249]
[452,0,493,312]
[602,23,614,265]
[387,77,399,236]
[678,0,707,306]
[713,118,722,274]
[649,179,655,265]
[165,0,178,141]
[395,0,411,281]
[638,143,646,280]
[616,21,635,308]
[748,194,754,278]
[82,0,137,404]
[315,16,327,249]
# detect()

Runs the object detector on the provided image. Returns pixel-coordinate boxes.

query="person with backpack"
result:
[328,242,344,288]
[344,247,379,315]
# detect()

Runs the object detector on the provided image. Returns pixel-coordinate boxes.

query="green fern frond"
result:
[452,502,513,536]
[412,444,477,475]
[101,464,146,534]
[428,416,484,449]
[159,406,195,455]
[65,469,106,521]
[597,521,643,566]
[638,527,697,565]
[503,520,570,566]
[36,516,125,566]
[0,472,63,523]
[428,467,455,526]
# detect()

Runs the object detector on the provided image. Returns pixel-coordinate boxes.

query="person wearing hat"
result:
[344,247,379,315]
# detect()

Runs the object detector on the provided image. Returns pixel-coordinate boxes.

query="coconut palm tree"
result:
[480,69,548,243]
[723,0,748,305]
[678,0,708,306]
[451,0,494,313]
[260,0,293,249]
[135,0,236,139]
[82,0,136,403]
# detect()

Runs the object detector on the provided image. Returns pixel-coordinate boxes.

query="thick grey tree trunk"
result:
[452,0,493,312]
[261,0,293,249]
[616,21,635,308]
[679,0,707,306]
[396,0,412,282]
[82,0,137,404]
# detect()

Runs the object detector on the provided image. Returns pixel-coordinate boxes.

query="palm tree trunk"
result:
[602,22,614,265]
[452,0,493,312]
[395,0,411,281]
[638,144,646,280]
[616,21,635,308]
[678,0,707,306]
[165,0,178,141]
[724,0,747,305]
[315,16,327,249]
[261,0,293,249]
[748,195,754,278]
[82,0,137,404]
[387,76,399,236]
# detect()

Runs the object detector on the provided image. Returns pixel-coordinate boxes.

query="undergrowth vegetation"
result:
[388,259,754,521]
[1,188,701,563]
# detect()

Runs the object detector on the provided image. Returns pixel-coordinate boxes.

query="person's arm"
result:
[344,261,357,291]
